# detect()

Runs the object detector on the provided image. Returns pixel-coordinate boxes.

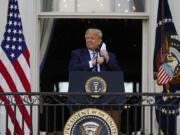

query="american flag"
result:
[0,0,31,134]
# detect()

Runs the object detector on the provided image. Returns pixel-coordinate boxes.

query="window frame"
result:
[36,0,152,93]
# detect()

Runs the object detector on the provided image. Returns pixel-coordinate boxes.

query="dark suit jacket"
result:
[69,48,121,71]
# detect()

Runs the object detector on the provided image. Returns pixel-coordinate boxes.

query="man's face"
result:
[85,32,101,51]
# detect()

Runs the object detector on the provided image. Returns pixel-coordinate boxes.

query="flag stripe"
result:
[18,54,30,82]
[158,69,165,79]
[0,61,31,128]
[158,73,170,84]
[0,87,22,134]
[0,100,14,135]
[8,129,11,135]
[23,48,30,66]
[157,64,173,84]
[0,74,30,134]
[158,70,167,81]
[160,76,168,84]
[0,51,27,92]
[13,60,30,92]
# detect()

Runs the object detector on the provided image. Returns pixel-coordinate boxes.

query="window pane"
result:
[114,0,145,13]
[41,0,145,13]
[77,0,111,12]
[41,0,59,12]
[59,0,75,12]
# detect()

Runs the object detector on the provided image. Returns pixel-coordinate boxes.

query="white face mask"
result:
[100,42,107,51]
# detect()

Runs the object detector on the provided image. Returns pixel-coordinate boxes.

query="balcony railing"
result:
[0,92,179,135]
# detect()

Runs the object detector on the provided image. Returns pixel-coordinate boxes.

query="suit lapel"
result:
[82,48,91,61]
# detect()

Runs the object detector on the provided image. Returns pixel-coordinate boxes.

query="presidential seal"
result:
[63,108,118,135]
[85,76,107,98]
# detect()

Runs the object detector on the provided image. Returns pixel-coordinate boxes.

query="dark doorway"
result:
[40,19,142,92]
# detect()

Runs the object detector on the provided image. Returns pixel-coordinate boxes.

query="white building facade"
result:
[0,0,180,134]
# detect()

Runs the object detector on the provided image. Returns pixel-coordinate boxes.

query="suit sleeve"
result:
[106,52,121,71]
[69,50,90,71]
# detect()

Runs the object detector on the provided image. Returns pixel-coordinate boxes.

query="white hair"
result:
[85,28,103,39]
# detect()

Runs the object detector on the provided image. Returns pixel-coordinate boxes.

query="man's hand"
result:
[92,56,104,65]
[100,50,109,62]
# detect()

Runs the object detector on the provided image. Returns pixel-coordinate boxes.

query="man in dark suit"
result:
[68,29,127,133]
[69,28,121,71]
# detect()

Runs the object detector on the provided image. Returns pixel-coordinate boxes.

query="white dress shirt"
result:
[88,49,100,72]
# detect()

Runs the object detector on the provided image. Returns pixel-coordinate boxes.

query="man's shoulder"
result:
[108,51,115,56]
[72,48,87,53]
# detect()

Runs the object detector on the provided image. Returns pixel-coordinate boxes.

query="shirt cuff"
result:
[89,61,93,68]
